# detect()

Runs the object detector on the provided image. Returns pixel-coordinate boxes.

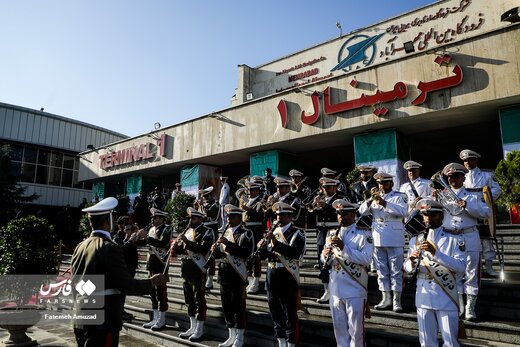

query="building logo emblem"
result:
[331,33,384,72]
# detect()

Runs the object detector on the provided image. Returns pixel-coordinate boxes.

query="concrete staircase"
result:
[61,224,520,346]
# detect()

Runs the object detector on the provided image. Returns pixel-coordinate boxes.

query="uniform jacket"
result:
[71,231,152,331]
[442,186,491,252]
[399,177,433,211]
[465,167,502,200]
[214,224,254,261]
[113,231,138,277]
[260,223,306,262]
[219,182,230,205]
[244,196,265,225]
[321,224,374,299]
[358,190,407,247]
[352,178,378,203]
[135,223,172,273]
[404,227,466,311]
[173,223,214,278]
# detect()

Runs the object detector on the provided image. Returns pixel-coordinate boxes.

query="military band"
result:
[173,207,215,342]
[211,204,254,347]
[135,208,172,331]
[460,149,502,278]
[74,156,505,347]
[321,199,373,347]
[314,177,344,304]
[439,163,491,321]
[404,199,466,347]
[258,202,306,347]
[358,172,408,312]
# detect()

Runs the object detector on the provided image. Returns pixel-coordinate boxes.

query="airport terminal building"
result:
[0,102,127,212]
[78,0,520,201]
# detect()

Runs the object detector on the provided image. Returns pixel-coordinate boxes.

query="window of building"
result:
[35,165,49,184]
[3,142,90,190]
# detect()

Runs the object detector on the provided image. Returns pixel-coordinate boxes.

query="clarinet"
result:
[319,226,341,280]
[123,222,152,246]
[203,223,229,269]
[252,222,280,258]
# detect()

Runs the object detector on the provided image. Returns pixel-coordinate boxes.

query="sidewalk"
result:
[0,321,161,347]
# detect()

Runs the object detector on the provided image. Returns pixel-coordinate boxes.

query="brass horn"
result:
[430,171,463,215]
[290,176,307,194]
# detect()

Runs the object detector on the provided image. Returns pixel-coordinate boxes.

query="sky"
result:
[0,0,436,137]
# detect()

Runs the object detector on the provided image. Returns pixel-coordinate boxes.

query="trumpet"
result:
[319,227,341,280]
[306,190,326,213]
[430,171,463,215]
[290,176,308,194]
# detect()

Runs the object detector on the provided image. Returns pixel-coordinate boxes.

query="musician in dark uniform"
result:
[72,197,166,347]
[210,204,254,347]
[258,202,305,347]
[315,177,344,303]
[173,207,215,342]
[135,208,172,331]
[113,216,139,321]
[275,177,302,225]
[321,167,356,202]
[289,169,312,228]
[264,168,277,196]
[351,165,378,204]
[196,187,220,289]
[242,181,266,294]
[148,186,166,210]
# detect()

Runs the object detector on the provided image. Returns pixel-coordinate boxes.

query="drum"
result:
[404,210,426,236]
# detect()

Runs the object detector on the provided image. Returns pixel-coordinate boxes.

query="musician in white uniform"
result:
[399,160,433,213]
[439,163,491,321]
[460,149,502,277]
[404,199,466,347]
[358,172,407,312]
[321,199,373,347]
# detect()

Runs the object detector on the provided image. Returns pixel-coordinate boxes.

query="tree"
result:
[165,192,196,233]
[0,145,38,226]
[495,150,520,209]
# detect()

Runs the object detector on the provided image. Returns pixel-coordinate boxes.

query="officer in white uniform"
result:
[358,172,407,312]
[322,199,373,347]
[219,176,231,230]
[399,160,433,213]
[459,149,502,277]
[404,199,466,347]
[439,163,491,321]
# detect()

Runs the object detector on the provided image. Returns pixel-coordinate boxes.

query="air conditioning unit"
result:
[246,93,253,101]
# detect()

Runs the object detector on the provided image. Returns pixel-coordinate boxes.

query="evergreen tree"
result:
[0,145,38,226]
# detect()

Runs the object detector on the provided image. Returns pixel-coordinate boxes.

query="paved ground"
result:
[0,321,161,347]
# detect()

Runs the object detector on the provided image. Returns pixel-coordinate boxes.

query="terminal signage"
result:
[98,134,167,170]
[277,55,463,128]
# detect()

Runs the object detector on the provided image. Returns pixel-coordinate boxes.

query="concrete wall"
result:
[80,0,520,181]
[239,0,519,102]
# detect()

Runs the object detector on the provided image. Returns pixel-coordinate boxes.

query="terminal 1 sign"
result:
[98,134,168,170]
